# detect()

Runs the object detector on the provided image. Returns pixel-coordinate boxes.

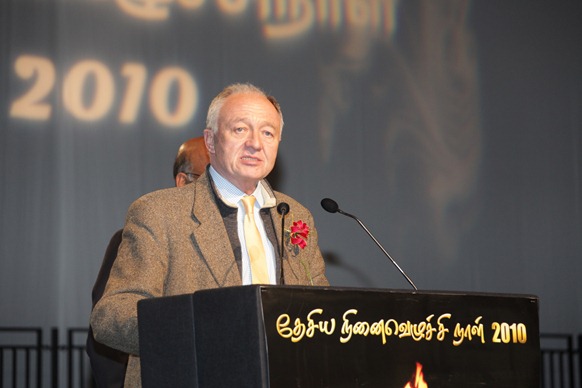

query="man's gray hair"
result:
[205,83,284,134]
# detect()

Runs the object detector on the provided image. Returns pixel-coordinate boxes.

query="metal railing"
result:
[541,333,581,388]
[0,327,92,388]
[1,327,581,387]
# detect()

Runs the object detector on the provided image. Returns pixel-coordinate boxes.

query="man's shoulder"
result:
[136,185,194,203]
[128,185,196,215]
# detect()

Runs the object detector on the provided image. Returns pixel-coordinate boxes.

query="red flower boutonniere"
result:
[289,220,309,249]
[284,217,313,285]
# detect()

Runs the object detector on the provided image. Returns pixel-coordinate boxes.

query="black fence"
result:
[541,333,582,388]
[0,327,91,388]
[1,327,581,387]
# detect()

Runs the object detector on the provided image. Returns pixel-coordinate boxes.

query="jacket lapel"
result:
[190,174,242,287]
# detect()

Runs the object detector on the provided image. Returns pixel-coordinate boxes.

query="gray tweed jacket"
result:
[90,171,329,387]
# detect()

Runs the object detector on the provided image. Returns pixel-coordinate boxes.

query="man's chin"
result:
[239,167,270,180]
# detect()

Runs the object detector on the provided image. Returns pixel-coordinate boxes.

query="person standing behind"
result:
[173,136,211,186]
[87,137,209,388]
[91,83,329,387]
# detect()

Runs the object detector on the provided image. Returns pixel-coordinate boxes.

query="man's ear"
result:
[175,172,188,188]
[204,128,215,154]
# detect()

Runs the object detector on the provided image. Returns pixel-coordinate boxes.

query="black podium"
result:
[138,286,540,387]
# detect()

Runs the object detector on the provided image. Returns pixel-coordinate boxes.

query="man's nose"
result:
[245,129,262,149]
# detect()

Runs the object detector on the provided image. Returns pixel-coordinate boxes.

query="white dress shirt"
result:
[208,166,276,284]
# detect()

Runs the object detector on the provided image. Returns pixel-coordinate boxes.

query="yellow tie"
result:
[241,195,270,284]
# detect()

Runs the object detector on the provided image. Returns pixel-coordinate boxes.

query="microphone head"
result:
[320,198,339,213]
[277,202,290,215]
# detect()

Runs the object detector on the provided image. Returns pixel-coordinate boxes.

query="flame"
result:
[404,362,428,388]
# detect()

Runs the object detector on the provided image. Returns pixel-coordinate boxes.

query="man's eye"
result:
[264,128,279,139]
[234,127,246,133]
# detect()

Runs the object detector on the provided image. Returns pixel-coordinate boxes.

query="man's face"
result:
[205,92,281,194]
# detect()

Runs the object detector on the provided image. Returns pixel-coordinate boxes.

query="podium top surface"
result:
[193,284,539,302]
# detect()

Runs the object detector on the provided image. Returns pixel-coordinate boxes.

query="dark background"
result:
[1,0,580,336]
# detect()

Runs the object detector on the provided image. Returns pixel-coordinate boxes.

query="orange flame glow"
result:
[404,362,428,388]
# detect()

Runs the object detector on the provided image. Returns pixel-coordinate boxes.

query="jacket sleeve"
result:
[90,193,170,356]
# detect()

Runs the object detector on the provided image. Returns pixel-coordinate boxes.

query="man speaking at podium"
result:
[91,83,329,387]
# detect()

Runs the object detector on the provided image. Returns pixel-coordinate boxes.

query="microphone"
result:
[277,202,290,217]
[277,202,290,285]
[320,198,418,291]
